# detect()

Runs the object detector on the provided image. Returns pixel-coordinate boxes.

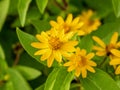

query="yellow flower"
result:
[110,56,120,75]
[50,14,84,35]
[92,32,120,57]
[79,10,101,35]
[31,28,78,67]
[64,47,97,78]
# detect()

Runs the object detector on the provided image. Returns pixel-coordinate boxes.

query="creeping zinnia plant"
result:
[1,0,120,90]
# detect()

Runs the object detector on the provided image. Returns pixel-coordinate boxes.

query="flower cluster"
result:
[31,10,102,78]
[93,32,120,75]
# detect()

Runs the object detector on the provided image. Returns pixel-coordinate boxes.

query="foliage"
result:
[1,0,120,90]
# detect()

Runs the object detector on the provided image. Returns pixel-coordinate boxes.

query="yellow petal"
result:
[86,65,95,73]
[73,22,84,29]
[110,32,118,44]
[64,62,73,66]
[68,65,76,72]
[61,45,76,52]
[77,30,86,36]
[53,50,62,62]
[116,42,120,47]
[36,34,48,43]
[41,49,52,61]
[81,68,87,78]
[96,51,106,56]
[50,21,59,28]
[34,49,48,55]
[93,46,105,51]
[110,49,120,57]
[58,29,64,39]
[47,53,54,67]
[86,53,95,59]
[88,61,97,66]
[66,14,73,24]
[31,42,48,49]
[71,17,80,26]
[57,16,64,24]
[110,59,120,65]
[60,51,72,57]
[50,28,57,37]
[75,67,81,77]
[115,65,120,74]
[92,36,106,48]
[80,49,86,56]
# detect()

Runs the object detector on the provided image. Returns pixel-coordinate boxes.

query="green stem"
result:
[98,56,109,69]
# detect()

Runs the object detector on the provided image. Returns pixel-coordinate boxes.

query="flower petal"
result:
[36,34,48,43]
[75,67,81,77]
[81,68,87,78]
[110,59,120,65]
[78,30,86,36]
[60,51,72,57]
[71,17,80,26]
[93,46,105,51]
[31,42,48,49]
[110,32,118,45]
[88,61,97,66]
[53,50,62,62]
[47,53,54,67]
[86,53,95,59]
[73,22,84,29]
[115,65,120,74]
[110,49,120,57]
[86,65,95,73]
[64,62,73,66]
[50,21,59,28]
[57,16,64,24]
[34,49,48,55]
[96,51,106,56]
[65,14,73,24]
[61,45,76,52]
[41,49,52,61]
[68,65,76,72]
[92,36,106,48]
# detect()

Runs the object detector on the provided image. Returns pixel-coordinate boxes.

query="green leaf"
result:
[35,84,45,90]
[78,35,93,53]
[18,0,31,27]
[112,0,120,17]
[8,68,32,90]
[5,81,14,90]
[44,67,74,90]
[80,69,120,90]
[0,81,14,90]
[0,0,10,31]
[16,28,46,65]
[31,20,51,33]
[84,0,112,18]
[0,45,5,60]
[36,0,48,14]
[15,65,42,80]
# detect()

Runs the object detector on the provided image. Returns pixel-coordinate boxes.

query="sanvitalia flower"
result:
[31,28,78,67]
[92,32,120,57]
[110,56,120,74]
[50,14,84,35]
[79,10,101,35]
[64,47,96,78]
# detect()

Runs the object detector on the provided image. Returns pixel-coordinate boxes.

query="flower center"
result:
[81,56,87,66]
[49,37,62,50]
[77,55,87,67]
[106,44,115,55]
[63,24,71,33]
